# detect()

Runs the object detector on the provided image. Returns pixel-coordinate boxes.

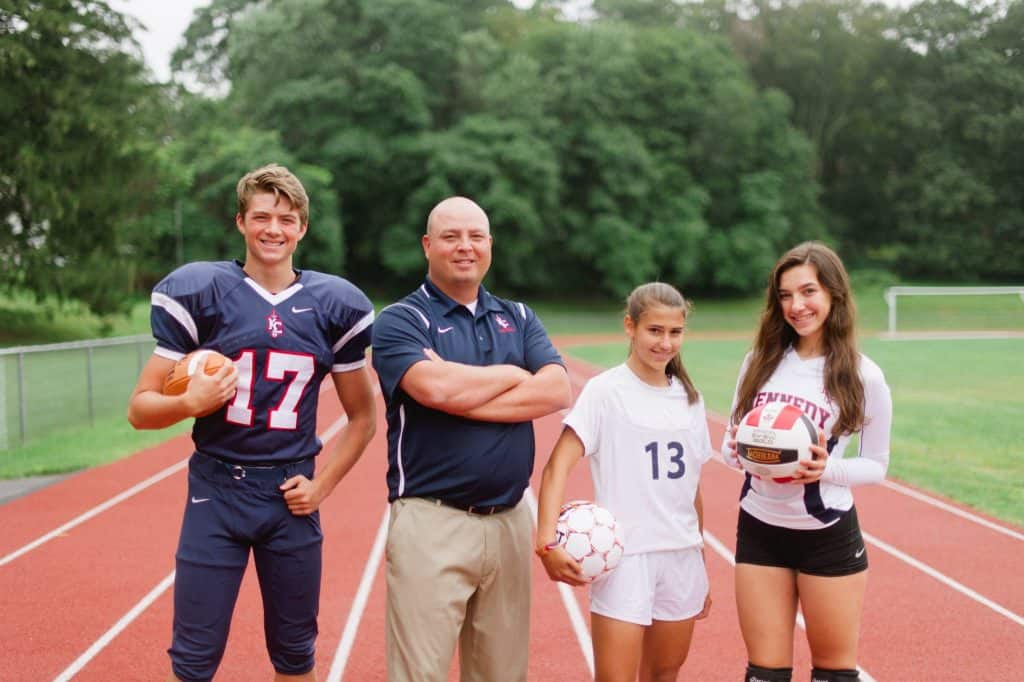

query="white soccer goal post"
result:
[883,286,1024,335]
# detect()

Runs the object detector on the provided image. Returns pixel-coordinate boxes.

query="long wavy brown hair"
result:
[626,282,700,405]
[731,242,865,435]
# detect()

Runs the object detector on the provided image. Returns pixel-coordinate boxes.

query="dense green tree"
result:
[0,0,168,314]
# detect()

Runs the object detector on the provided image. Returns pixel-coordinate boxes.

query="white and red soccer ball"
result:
[735,403,818,482]
[555,500,625,582]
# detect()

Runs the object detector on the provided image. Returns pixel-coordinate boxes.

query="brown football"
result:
[163,350,232,397]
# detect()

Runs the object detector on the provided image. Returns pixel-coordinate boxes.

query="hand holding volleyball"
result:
[735,403,827,482]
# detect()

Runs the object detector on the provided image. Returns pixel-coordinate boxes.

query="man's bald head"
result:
[426,197,490,237]
[421,196,493,304]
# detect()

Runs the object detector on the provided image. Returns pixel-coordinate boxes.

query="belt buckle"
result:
[231,465,246,480]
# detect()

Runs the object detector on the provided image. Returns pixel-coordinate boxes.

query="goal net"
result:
[883,286,1024,336]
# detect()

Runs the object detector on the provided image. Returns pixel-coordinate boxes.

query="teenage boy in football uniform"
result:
[128,163,376,682]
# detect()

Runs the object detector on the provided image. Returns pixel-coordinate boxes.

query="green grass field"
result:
[566,337,1024,528]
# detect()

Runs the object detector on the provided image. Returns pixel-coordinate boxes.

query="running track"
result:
[1,350,1022,681]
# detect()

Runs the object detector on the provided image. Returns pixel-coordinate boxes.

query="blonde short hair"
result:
[236,164,309,224]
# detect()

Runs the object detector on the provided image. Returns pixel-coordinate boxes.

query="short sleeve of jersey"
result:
[519,304,564,372]
[693,397,715,466]
[371,303,433,401]
[150,262,217,360]
[562,375,605,456]
[321,277,375,372]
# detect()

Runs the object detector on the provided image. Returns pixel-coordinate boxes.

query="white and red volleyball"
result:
[555,500,625,582]
[735,403,817,481]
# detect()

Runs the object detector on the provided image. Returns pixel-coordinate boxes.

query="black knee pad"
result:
[745,663,793,682]
[811,668,860,682]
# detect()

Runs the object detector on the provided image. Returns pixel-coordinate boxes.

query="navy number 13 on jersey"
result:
[644,441,685,480]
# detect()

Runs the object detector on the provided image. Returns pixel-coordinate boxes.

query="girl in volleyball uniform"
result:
[726,349,891,530]
[722,242,893,682]
[536,282,713,682]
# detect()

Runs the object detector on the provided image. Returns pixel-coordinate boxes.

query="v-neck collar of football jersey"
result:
[236,260,304,306]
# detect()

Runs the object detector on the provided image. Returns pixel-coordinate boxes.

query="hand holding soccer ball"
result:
[539,501,624,586]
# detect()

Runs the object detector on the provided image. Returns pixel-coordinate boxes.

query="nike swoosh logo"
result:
[855,547,866,558]
[291,306,313,314]
[438,326,454,334]
[191,496,211,504]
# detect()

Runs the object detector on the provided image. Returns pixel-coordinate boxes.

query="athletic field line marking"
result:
[43,414,355,677]
[524,487,594,677]
[53,570,176,682]
[1,413,351,568]
[0,461,188,568]
[862,531,1024,628]
[879,479,1024,542]
[703,530,878,682]
[326,505,389,682]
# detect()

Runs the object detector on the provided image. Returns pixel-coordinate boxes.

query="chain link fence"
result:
[0,335,155,449]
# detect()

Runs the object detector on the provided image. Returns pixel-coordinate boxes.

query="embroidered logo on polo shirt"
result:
[494,313,516,333]
[266,309,285,338]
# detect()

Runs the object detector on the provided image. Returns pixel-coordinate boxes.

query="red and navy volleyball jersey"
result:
[150,260,374,464]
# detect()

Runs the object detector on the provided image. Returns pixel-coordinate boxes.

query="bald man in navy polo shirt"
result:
[372,197,573,682]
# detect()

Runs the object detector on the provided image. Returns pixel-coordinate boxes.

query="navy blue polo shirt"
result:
[371,278,564,508]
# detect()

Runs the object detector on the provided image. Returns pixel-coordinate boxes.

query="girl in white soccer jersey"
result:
[536,282,712,682]
[723,242,892,682]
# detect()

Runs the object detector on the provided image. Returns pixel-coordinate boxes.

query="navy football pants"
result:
[169,452,322,682]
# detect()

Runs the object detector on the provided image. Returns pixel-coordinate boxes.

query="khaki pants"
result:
[385,496,532,682]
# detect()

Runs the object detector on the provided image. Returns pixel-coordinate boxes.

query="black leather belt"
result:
[423,497,513,515]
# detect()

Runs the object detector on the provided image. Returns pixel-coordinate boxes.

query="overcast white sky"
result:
[110,0,557,81]
[111,0,913,83]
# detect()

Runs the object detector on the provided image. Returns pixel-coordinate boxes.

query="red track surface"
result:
[2,351,1022,681]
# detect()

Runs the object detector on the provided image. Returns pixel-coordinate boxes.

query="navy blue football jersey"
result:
[150,261,373,464]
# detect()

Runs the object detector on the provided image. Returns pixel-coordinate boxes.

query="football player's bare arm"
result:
[460,363,572,423]
[127,355,238,429]
[399,347,531,413]
[535,426,587,586]
[281,366,377,516]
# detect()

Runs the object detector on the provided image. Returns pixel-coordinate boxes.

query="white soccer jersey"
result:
[564,364,714,555]
[723,348,893,530]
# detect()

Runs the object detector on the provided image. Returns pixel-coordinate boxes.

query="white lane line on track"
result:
[1,379,346,569]
[524,487,595,677]
[326,506,389,682]
[702,530,878,682]
[862,531,1024,627]
[47,414,353,679]
[879,479,1024,542]
[0,460,188,568]
[53,571,177,682]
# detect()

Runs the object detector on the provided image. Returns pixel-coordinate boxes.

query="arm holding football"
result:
[127,354,238,429]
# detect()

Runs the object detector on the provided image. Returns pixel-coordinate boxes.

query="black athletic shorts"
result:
[735,506,868,576]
